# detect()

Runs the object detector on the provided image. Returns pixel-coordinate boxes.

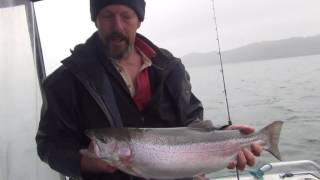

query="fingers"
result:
[224,125,255,135]
[193,173,209,180]
[98,160,118,173]
[251,143,262,156]
[80,149,117,173]
[80,141,100,158]
[243,149,255,167]
[227,160,237,169]
[236,150,247,170]
[224,125,262,171]
[228,145,260,171]
[88,141,95,152]
[79,149,97,158]
[80,140,118,173]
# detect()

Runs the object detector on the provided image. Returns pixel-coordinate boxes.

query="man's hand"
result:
[223,124,263,170]
[79,141,117,173]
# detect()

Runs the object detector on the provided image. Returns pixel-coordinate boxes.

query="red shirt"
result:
[133,37,156,111]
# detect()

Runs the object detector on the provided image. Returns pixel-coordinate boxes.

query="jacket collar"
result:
[62,32,180,88]
[135,35,156,59]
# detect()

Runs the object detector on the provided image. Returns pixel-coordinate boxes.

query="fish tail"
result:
[260,121,283,161]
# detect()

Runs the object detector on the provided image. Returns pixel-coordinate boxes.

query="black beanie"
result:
[90,0,146,22]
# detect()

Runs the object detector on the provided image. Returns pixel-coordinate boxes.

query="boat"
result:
[0,0,319,180]
[211,160,320,180]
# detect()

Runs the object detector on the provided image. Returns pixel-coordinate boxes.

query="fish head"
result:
[85,129,132,166]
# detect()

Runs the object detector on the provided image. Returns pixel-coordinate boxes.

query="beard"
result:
[103,31,133,60]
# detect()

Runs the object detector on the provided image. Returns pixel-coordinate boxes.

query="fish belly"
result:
[129,142,240,179]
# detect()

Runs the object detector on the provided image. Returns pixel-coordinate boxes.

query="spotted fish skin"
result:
[86,121,283,179]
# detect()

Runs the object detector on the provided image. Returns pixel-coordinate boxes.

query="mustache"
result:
[106,31,128,42]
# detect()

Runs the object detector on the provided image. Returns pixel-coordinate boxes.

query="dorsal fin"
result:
[188,120,216,132]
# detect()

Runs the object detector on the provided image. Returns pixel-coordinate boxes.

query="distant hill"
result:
[181,34,320,67]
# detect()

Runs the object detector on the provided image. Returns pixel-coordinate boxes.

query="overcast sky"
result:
[35,0,320,73]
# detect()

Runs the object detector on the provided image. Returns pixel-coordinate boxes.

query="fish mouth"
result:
[84,129,95,139]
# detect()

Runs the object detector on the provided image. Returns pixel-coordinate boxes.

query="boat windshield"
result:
[0,0,58,179]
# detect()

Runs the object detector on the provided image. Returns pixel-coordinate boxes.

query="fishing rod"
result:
[211,0,232,126]
[210,0,240,179]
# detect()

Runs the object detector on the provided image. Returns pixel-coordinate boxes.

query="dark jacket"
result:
[36,32,203,180]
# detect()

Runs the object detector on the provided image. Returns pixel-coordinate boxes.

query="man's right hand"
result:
[79,141,117,173]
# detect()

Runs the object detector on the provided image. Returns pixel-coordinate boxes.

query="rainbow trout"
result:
[86,121,283,179]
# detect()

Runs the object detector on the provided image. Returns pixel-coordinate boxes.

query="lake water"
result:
[187,54,320,174]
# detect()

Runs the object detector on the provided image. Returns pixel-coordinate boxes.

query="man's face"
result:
[96,5,141,60]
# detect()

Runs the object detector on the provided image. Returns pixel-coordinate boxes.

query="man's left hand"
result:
[223,124,263,170]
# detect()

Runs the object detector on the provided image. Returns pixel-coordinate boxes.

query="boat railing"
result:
[249,160,320,179]
[268,160,320,172]
[210,160,320,180]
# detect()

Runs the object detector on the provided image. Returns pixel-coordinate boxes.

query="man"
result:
[36,0,262,179]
